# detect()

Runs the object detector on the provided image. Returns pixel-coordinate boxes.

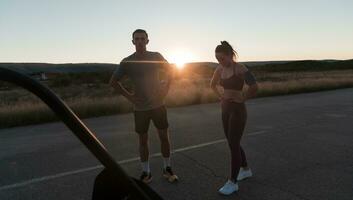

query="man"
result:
[110,29,178,184]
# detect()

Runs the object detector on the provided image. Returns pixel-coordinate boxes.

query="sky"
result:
[1,0,353,64]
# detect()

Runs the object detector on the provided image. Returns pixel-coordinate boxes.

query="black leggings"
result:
[221,101,248,182]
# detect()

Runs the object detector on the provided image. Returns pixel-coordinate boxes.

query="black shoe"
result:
[163,167,178,183]
[140,171,152,184]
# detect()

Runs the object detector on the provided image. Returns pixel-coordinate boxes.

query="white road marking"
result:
[324,113,347,118]
[0,130,267,191]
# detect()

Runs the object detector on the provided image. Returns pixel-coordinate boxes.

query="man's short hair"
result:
[132,29,148,39]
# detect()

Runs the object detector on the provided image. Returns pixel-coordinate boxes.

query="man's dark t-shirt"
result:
[112,51,170,111]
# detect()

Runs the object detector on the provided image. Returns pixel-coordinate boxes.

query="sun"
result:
[175,60,186,69]
[166,49,194,69]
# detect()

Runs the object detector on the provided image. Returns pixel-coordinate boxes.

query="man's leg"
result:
[134,110,152,183]
[139,133,150,170]
[157,128,171,167]
[151,106,171,167]
[157,128,171,158]
[157,128,178,182]
[152,106,178,182]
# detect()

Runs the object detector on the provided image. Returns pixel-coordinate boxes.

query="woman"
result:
[210,41,258,195]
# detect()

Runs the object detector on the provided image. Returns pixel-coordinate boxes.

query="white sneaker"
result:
[237,168,253,181]
[218,180,239,195]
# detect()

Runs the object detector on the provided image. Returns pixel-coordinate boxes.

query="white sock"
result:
[163,157,171,169]
[141,161,150,173]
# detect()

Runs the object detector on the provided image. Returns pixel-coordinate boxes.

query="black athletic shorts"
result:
[134,106,169,134]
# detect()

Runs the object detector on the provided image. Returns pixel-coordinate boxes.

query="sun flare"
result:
[166,50,194,69]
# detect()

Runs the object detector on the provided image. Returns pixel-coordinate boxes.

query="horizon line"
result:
[1,58,352,65]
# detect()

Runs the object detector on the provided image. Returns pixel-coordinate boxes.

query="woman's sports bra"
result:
[220,64,256,90]
[220,71,243,90]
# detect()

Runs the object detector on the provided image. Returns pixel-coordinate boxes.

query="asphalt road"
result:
[0,88,352,200]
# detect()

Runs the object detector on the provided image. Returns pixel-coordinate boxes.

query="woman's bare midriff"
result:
[223,89,244,103]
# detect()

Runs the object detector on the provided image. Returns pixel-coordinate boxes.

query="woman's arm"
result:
[244,83,258,101]
[210,67,223,100]
[242,68,258,101]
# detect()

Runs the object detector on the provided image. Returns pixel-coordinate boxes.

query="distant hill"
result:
[0,63,117,74]
[241,60,292,67]
[178,59,353,78]
[250,59,353,72]
[1,59,352,75]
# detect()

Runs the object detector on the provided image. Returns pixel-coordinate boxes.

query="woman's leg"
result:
[222,101,235,181]
[239,105,248,168]
[221,102,230,141]
[240,146,248,168]
[228,104,247,182]
[227,114,241,182]
[222,102,248,182]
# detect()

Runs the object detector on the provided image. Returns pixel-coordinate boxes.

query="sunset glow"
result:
[166,50,195,69]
